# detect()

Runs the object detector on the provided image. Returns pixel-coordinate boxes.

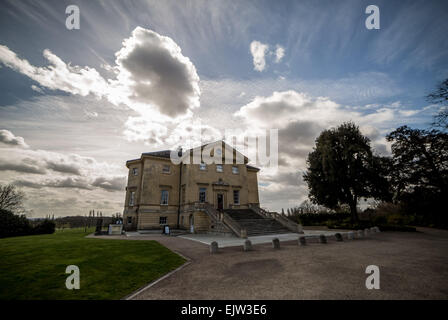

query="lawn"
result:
[0,228,186,300]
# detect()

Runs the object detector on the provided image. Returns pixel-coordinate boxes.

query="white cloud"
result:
[0,27,201,144]
[250,40,269,72]
[31,85,44,93]
[274,45,285,63]
[0,45,108,97]
[0,129,29,148]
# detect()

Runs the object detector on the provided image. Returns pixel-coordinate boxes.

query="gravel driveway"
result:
[93,228,448,299]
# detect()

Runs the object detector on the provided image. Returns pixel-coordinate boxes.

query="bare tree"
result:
[0,184,25,213]
[427,79,448,130]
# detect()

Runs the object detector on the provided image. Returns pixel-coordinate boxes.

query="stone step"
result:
[223,208,293,236]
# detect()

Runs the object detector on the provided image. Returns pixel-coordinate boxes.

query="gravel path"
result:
[91,228,448,299]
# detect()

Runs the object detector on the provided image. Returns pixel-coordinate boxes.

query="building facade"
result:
[123,141,260,233]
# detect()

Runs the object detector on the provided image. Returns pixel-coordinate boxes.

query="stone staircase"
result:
[224,209,292,236]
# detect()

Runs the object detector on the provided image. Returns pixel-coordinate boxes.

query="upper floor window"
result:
[132,168,138,176]
[160,190,169,205]
[233,190,240,205]
[199,188,206,203]
[199,163,207,171]
[232,166,239,174]
[216,164,223,172]
[129,191,135,206]
[162,165,171,173]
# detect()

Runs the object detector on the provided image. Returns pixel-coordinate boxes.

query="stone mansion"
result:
[123,141,301,237]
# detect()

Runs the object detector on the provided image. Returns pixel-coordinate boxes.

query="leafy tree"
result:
[304,122,390,223]
[426,78,448,130]
[0,184,25,213]
[386,126,448,201]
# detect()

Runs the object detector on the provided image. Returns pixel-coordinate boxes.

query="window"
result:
[162,165,170,173]
[199,188,206,203]
[233,190,240,205]
[132,167,138,176]
[129,191,135,206]
[127,216,132,224]
[159,216,167,225]
[232,166,239,174]
[160,190,169,205]
[216,164,223,172]
[199,163,207,171]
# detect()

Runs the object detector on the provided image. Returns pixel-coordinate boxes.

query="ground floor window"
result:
[233,190,240,205]
[159,216,167,225]
[127,216,132,224]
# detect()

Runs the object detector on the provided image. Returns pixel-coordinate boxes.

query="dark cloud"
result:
[45,161,81,175]
[116,27,200,117]
[91,176,126,192]
[0,162,46,174]
[14,177,92,190]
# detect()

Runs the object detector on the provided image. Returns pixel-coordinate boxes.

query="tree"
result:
[0,184,25,213]
[386,126,448,200]
[303,122,390,223]
[426,78,448,130]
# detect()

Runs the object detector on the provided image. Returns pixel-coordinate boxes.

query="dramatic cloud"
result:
[111,27,200,117]
[0,129,29,148]
[0,27,201,142]
[250,41,269,72]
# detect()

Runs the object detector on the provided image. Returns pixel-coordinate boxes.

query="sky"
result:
[0,0,447,217]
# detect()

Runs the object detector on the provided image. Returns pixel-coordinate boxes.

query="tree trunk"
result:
[349,197,359,224]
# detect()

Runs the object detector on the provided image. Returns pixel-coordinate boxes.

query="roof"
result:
[246,165,260,171]
[126,140,253,166]
[141,150,172,159]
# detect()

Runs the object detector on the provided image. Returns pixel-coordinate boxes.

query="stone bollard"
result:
[210,241,219,254]
[347,231,355,240]
[335,233,343,241]
[297,224,304,234]
[272,238,280,249]
[357,230,363,238]
[298,236,307,246]
[319,234,327,244]
[364,228,370,237]
[370,227,376,233]
[374,226,381,233]
[243,239,253,252]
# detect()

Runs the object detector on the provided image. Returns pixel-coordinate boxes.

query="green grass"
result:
[0,228,186,300]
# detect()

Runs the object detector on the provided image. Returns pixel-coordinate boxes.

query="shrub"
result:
[293,212,351,226]
[0,210,55,238]
[0,209,32,238]
[33,219,56,235]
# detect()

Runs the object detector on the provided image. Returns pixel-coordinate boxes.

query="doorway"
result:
[189,214,194,233]
[217,193,224,211]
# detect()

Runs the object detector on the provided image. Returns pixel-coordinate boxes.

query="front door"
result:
[189,214,194,233]
[217,194,224,211]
